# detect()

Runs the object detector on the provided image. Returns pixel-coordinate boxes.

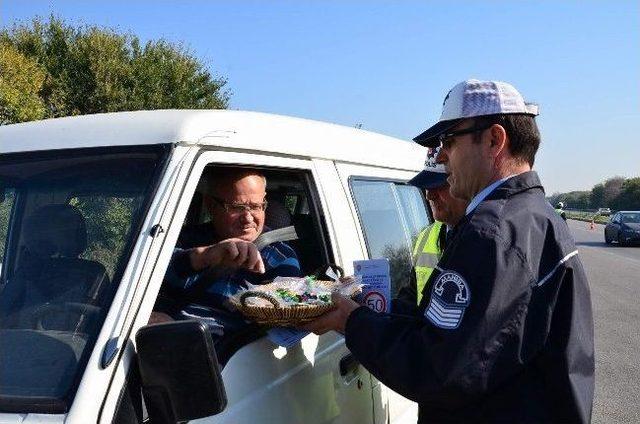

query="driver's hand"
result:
[189,238,265,274]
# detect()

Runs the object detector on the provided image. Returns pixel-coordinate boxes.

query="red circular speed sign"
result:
[363,291,387,313]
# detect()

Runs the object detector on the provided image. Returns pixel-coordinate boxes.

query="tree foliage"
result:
[548,176,640,211]
[590,183,605,209]
[549,191,591,210]
[603,177,625,206]
[69,196,137,277]
[611,178,640,211]
[0,16,229,124]
[0,41,46,124]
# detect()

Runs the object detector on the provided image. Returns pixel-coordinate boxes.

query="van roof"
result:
[1,110,426,171]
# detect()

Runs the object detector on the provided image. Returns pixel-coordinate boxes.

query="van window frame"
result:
[1,185,22,286]
[147,150,336,365]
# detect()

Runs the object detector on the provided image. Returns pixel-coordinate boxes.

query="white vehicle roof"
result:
[0,110,426,171]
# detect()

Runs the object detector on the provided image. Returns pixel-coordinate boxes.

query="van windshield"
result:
[0,145,168,413]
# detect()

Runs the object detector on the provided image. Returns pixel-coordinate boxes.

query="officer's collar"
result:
[488,171,544,199]
[464,171,544,219]
[465,174,516,216]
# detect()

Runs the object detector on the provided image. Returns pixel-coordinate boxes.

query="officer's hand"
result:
[189,238,265,274]
[301,293,360,335]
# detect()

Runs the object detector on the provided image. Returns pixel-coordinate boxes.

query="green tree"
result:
[0,41,46,124]
[603,177,625,206]
[590,183,605,209]
[548,191,590,209]
[0,16,229,124]
[612,178,640,210]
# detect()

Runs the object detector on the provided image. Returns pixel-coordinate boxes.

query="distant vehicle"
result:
[597,207,612,216]
[605,211,640,245]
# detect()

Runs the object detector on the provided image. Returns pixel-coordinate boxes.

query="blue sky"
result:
[2,1,638,193]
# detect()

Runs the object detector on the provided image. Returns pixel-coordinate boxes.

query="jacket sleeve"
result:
[163,248,201,289]
[344,229,544,408]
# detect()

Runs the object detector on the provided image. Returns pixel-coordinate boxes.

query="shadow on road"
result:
[576,241,640,248]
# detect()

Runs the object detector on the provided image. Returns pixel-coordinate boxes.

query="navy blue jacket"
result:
[345,171,595,423]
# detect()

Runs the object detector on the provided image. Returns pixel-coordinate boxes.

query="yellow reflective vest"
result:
[412,221,444,305]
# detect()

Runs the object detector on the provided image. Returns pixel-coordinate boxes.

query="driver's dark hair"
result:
[472,114,540,167]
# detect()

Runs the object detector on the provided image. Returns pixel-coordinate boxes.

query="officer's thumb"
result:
[331,292,346,305]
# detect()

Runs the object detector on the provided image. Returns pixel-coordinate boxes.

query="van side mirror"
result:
[136,320,227,423]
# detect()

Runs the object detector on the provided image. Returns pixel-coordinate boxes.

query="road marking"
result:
[577,244,640,267]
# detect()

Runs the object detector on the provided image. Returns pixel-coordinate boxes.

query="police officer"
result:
[398,146,468,306]
[555,201,567,221]
[304,79,595,423]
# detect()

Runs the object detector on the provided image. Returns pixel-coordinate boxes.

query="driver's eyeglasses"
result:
[211,196,268,214]
[439,125,492,149]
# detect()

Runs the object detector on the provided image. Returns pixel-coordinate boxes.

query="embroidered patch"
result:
[424,270,471,329]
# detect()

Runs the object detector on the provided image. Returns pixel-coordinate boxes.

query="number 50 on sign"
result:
[364,291,387,313]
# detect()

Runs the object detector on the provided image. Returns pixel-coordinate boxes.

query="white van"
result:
[0,110,431,423]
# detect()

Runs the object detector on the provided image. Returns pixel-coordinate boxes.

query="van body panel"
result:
[310,159,367,274]
[1,110,425,172]
[0,413,65,424]
[202,333,373,424]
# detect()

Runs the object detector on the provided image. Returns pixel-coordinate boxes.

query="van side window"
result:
[175,166,331,274]
[350,179,430,296]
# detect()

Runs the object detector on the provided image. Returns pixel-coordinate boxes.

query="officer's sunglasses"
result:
[211,196,268,214]
[438,124,492,150]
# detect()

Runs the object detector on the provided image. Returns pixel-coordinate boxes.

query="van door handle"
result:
[339,353,359,376]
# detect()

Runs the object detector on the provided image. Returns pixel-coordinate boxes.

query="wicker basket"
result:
[230,279,361,326]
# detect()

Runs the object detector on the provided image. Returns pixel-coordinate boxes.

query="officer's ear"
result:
[487,124,508,158]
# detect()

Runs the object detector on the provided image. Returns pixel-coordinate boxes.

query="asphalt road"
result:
[567,219,640,423]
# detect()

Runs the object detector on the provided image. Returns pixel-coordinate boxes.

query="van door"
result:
[334,162,431,424]
[124,149,377,424]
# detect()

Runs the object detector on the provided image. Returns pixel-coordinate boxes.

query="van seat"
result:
[0,204,109,330]
[265,199,292,229]
[290,213,323,275]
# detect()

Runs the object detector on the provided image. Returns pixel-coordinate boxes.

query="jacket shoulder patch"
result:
[424,270,471,329]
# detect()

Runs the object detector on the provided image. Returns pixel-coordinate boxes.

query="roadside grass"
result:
[566,211,609,224]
